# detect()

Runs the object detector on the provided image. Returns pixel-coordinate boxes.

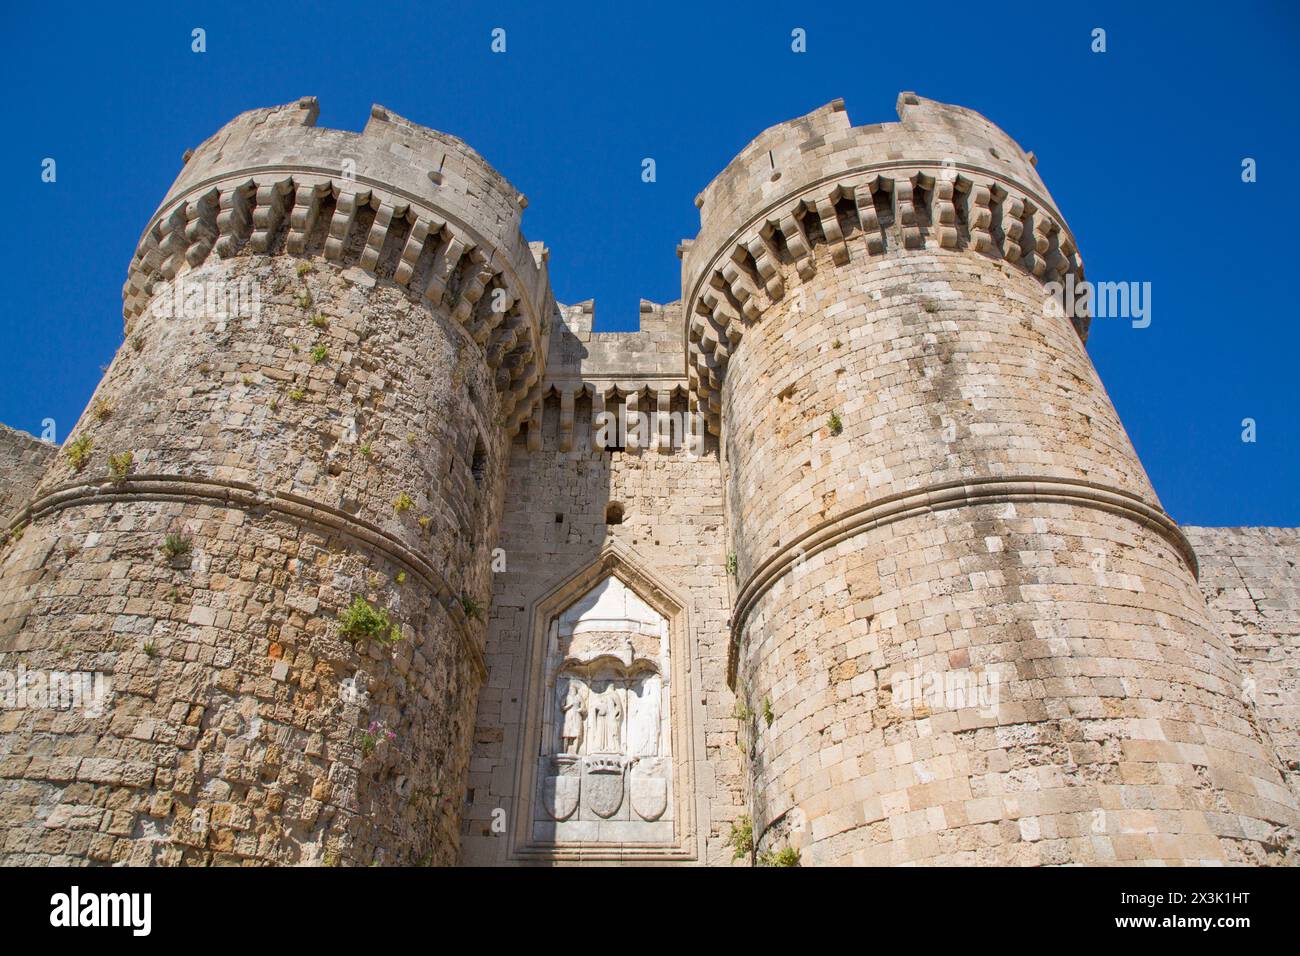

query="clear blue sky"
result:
[2,1,1296,525]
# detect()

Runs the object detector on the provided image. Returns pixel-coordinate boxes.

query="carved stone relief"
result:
[533,575,674,843]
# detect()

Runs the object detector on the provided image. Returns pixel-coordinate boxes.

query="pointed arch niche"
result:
[510,544,698,862]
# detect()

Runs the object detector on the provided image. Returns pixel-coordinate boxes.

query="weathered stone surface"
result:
[1185,527,1300,807]
[0,425,56,527]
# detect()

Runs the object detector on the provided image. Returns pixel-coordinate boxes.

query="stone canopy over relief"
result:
[532,576,674,843]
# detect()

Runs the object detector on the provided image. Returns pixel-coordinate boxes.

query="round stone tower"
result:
[684,93,1299,865]
[0,98,552,865]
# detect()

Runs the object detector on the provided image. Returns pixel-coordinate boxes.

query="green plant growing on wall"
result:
[832,338,842,349]
[160,533,192,559]
[417,515,432,532]
[65,435,93,472]
[131,334,145,352]
[289,388,306,402]
[298,289,313,308]
[395,571,407,585]
[393,492,414,513]
[733,693,755,757]
[311,314,328,329]
[92,398,113,421]
[827,410,843,436]
[142,642,159,659]
[296,261,314,277]
[763,697,774,727]
[726,814,754,860]
[108,451,134,481]
[460,593,484,622]
[726,552,738,577]
[359,443,373,459]
[757,846,801,867]
[310,344,329,364]
[338,596,402,646]
[359,719,396,757]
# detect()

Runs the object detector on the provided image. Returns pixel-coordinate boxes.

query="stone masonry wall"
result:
[720,242,1296,866]
[721,247,1156,587]
[0,425,55,528]
[1187,527,1300,804]
[0,253,504,865]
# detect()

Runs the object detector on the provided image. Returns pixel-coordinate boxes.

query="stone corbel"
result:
[324,188,373,261]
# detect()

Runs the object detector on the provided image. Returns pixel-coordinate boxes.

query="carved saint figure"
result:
[606,693,623,752]
[629,674,661,758]
[559,681,587,755]
[590,686,624,753]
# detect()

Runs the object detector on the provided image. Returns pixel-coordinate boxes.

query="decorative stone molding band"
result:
[683,165,1084,435]
[123,169,549,434]
[7,474,487,679]
[726,475,1199,681]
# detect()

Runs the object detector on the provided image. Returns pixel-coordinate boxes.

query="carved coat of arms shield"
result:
[584,758,625,818]
[543,775,580,821]
[630,777,668,821]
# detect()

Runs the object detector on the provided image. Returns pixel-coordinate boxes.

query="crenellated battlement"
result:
[548,299,685,381]
[123,98,555,433]
[689,93,1057,260]
[521,300,698,454]
[680,93,1085,434]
